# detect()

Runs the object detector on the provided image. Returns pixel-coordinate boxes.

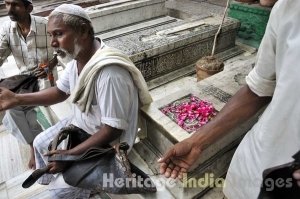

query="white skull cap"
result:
[52,4,91,22]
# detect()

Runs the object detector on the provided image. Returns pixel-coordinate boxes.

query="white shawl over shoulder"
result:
[70,47,152,113]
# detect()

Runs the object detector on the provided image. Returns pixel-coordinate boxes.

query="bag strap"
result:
[48,124,83,151]
[49,129,69,151]
[48,142,130,162]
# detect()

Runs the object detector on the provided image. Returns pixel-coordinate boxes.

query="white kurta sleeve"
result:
[97,65,134,130]
[245,2,280,97]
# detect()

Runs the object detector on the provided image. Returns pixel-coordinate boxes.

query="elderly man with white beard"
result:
[0,4,152,198]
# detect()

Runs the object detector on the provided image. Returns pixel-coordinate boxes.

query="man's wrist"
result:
[190,125,218,151]
[14,93,23,106]
[191,133,208,151]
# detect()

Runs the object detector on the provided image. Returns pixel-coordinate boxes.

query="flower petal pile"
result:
[160,94,217,133]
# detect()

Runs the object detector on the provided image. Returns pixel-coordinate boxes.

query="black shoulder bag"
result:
[0,74,39,93]
[258,151,300,199]
[22,124,157,194]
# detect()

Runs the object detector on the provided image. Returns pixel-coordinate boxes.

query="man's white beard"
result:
[55,39,81,60]
[55,48,72,61]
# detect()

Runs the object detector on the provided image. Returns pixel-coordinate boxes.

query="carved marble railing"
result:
[100,16,240,84]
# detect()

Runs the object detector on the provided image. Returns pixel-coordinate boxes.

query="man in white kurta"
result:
[0,4,152,198]
[33,41,141,198]
[158,0,300,198]
[223,0,300,198]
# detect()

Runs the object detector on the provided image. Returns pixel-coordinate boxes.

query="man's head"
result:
[47,4,94,60]
[5,0,33,22]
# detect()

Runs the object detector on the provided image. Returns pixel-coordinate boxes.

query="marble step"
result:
[86,0,167,34]
[100,16,178,41]
[0,170,49,199]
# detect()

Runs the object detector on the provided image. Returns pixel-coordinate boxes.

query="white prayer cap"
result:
[51,4,91,22]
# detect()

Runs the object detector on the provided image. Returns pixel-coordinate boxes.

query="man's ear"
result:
[26,4,33,13]
[80,23,90,38]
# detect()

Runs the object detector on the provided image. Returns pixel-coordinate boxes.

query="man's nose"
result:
[50,37,58,48]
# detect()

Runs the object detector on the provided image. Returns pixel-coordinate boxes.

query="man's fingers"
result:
[171,166,180,178]
[159,162,168,174]
[171,158,191,169]
[47,163,55,174]
[293,169,300,187]
[164,167,173,178]
[158,149,174,175]
[34,70,47,78]
[44,150,58,156]
[178,172,184,180]
[32,67,40,72]
[158,148,175,163]
[180,167,188,173]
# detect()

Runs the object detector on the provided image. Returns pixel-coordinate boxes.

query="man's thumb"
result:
[157,148,174,163]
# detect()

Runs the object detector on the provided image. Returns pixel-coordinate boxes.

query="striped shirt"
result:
[0,15,55,88]
[0,15,54,74]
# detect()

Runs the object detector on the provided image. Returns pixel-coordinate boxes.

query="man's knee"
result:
[32,131,45,149]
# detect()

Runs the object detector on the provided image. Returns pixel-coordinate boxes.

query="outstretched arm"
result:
[0,86,69,111]
[158,85,272,178]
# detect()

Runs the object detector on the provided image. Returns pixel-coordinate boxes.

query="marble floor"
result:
[0,126,30,184]
[0,123,225,199]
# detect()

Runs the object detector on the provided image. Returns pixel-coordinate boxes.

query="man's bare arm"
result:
[0,86,69,111]
[68,124,122,155]
[192,85,271,150]
[159,85,272,178]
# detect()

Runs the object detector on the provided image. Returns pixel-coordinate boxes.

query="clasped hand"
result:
[31,56,58,78]
[44,149,70,174]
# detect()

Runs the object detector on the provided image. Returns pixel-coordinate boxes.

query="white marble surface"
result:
[86,0,167,33]
[0,127,29,184]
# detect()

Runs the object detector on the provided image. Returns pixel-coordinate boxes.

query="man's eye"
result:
[55,32,63,37]
[48,32,63,38]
